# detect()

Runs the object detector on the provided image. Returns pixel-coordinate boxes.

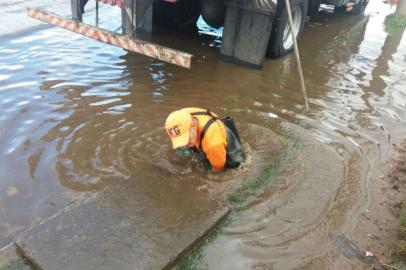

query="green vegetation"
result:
[225,96,238,103]
[177,211,240,270]
[399,216,406,239]
[292,137,302,150]
[387,264,406,270]
[227,156,283,206]
[177,247,203,270]
[387,214,406,270]
[177,135,301,270]
[220,107,229,114]
[396,216,406,257]
[324,17,368,52]
[227,134,299,207]
[273,69,284,83]
[177,151,288,270]
[385,13,406,35]
[0,258,27,270]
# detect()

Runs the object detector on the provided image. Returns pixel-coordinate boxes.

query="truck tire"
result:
[308,0,321,17]
[267,0,308,58]
[334,0,368,15]
[153,0,200,30]
[200,0,225,28]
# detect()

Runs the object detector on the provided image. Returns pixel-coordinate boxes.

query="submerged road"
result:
[0,0,406,269]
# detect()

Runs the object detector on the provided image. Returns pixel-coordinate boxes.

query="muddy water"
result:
[0,0,406,268]
[201,2,406,269]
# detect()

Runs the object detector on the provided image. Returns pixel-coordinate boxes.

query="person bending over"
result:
[165,107,244,171]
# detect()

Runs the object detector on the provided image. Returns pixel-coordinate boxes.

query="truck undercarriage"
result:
[39,0,368,69]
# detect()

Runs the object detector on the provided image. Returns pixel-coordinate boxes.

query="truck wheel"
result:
[200,0,225,28]
[153,0,200,30]
[334,0,368,15]
[308,0,321,17]
[267,0,308,58]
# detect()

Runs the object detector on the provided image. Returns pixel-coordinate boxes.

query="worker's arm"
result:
[205,144,226,171]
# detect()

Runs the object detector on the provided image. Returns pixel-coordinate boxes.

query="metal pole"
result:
[283,0,309,109]
[95,0,99,27]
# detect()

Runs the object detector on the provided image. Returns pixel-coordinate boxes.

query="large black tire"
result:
[200,0,225,28]
[153,0,200,30]
[308,0,321,17]
[334,0,368,15]
[267,0,308,58]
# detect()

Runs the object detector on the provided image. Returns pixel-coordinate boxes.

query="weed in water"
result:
[0,258,27,270]
[227,190,251,204]
[225,96,236,102]
[392,264,406,270]
[273,69,284,83]
[292,137,302,150]
[324,17,368,53]
[177,211,240,270]
[177,249,203,270]
[178,132,300,269]
[241,179,259,190]
[385,13,406,35]
[400,228,406,241]
[391,213,406,270]
[397,240,406,257]
[227,154,283,206]
[220,107,229,113]
[399,217,406,240]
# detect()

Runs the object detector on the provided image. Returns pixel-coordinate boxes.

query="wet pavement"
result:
[0,0,406,269]
[15,174,230,270]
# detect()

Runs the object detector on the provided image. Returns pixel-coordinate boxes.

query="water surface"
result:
[0,1,405,269]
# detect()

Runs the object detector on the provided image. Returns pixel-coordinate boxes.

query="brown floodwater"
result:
[0,0,405,269]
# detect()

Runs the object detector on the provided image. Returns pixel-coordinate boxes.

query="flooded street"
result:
[1,0,406,269]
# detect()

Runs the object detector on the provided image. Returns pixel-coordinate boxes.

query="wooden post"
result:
[121,0,153,39]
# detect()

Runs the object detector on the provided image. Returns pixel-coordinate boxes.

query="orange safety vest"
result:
[180,108,228,171]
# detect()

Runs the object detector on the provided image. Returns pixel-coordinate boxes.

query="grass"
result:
[386,214,406,270]
[227,156,283,206]
[292,137,302,150]
[177,151,289,270]
[227,134,300,207]
[177,211,240,270]
[177,135,301,270]
[0,258,27,270]
[273,69,284,83]
[385,13,406,35]
[396,216,406,258]
[324,17,368,53]
[399,216,406,239]
[177,248,203,270]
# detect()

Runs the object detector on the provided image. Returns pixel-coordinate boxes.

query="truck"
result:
[32,0,369,69]
[152,0,368,68]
